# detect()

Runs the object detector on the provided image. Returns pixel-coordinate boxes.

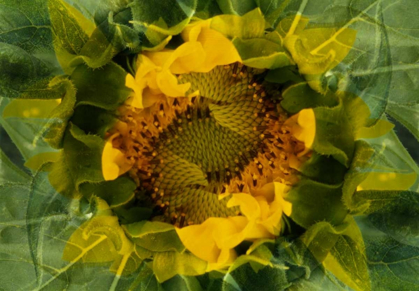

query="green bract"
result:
[0,1,418,290]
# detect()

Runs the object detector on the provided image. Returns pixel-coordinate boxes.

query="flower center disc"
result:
[120,64,300,226]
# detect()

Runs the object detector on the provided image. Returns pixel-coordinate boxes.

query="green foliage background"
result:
[0,0,418,290]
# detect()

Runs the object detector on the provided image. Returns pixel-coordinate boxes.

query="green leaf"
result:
[367,191,419,247]
[0,146,30,184]
[265,66,303,84]
[42,77,78,148]
[195,0,222,19]
[65,0,132,25]
[324,235,370,291]
[0,98,56,162]
[299,153,347,185]
[48,0,95,55]
[153,252,207,282]
[26,165,74,285]
[1,76,76,154]
[0,0,61,73]
[310,100,356,167]
[351,190,403,216]
[387,101,419,142]
[321,217,370,291]
[163,275,203,291]
[232,34,290,69]
[210,8,266,39]
[288,267,353,291]
[357,216,419,291]
[287,178,347,228]
[0,183,38,290]
[0,160,154,291]
[342,140,375,211]
[254,0,291,26]
[123,221,185,253]
[0,43,55,98]
[71,62,131,110]
[129,0,196,46]
[71,105,118,137]
[281,83,338,114]
[215,0,257,16]
[79,177,136,208]
[48,123,104,198]
[78,9,141,68]
[222,263,289,291]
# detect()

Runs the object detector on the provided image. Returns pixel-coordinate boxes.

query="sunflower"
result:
[1,1,418,290]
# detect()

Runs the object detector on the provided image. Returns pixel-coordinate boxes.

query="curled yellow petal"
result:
[102,133,133,181]
[156,69,191,97]
[357,172,417,191]
[63,199,134,268]
[182,20,241,72]
[283,22,356,75]
[177,183,292,269]
[285,109,316,153]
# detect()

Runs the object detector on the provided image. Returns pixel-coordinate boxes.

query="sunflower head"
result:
[3,2,418,290]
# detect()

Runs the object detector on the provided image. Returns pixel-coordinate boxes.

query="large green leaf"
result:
[287,178,347,228]
[65,0,133,25]
[368,191,419,247]
[216,0,257,16]
[0,98,57,161]
[123,221,185,253]
[48,123,105,198]
[71,62,131,110]
[0,0,62,79]
[356,216,419,291]
[129,0,197,47]
[0,147,30,185]
[0,43,56,98]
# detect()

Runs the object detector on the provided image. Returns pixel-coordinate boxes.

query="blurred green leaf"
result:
[123,221,185,253]
[387,101,419,142]
[48,0,94,56]
[195,0,222,19]
[79,177,136,208]
[71,62,130,110]
[232,35,290,69]
[162,275,203,291]
[368,191,419,247]
[287,178,347,228]
[357,216,419,291]
[299,153,347,185]
[222,262,289,291]
[153,252,207,282]
[216,0,257,16]
[281,83,338,114]
[0,98,56,161]
[130,0,196,46]
[48,123,104,198]
[0,43,56,98]
[0,147,30,184]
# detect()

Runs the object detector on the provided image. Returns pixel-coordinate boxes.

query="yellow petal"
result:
[63,209,133,264]
[156,70,190,97]
[176,218,225,264]
[168,42,207,74]
[227,193,261,220]
[176,216,247,267]
[285,109,316,152]
[274,182,293,217]
[194,26,241,72]
[357,172,417,191]
[102,133,133,181]
[285,27,356,75]
[125,73,146,109]
[356,119,394,140]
